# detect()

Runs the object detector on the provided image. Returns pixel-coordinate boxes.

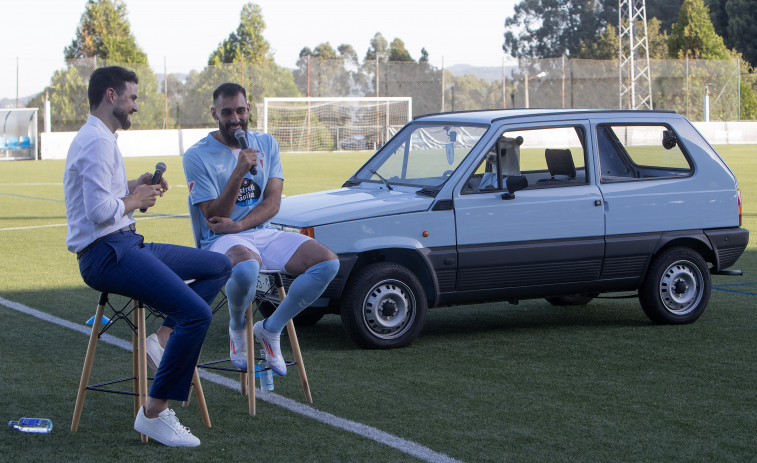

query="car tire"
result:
[639,247,711,324]
[256,298,325,327]
[545,293,599,306]
[340,262,427,349]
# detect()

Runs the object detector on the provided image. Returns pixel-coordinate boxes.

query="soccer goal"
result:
[258,97,412,152]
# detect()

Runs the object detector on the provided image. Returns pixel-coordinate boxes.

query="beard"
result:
[113,107,132,130]
[219,119,248,147]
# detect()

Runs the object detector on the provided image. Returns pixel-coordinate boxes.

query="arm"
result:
[202,177,283,235]
[198,146,257,218]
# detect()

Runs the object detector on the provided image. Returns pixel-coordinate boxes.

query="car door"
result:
[453,121,605,293]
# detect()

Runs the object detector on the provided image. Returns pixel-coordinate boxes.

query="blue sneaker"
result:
[253,321,286,376]
[229,326,247,370]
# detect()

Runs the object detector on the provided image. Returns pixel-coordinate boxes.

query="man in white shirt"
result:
[64,66,231,447]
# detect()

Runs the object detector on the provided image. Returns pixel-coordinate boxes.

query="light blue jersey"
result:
[183,130,284,249]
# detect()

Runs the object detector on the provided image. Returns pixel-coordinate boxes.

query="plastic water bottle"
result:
[8,418,53,433]
[258,349,274,391]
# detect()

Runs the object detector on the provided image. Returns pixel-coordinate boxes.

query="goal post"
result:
[258,97,412,152]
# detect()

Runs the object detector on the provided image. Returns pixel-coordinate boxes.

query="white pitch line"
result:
[0,214,189,232]
[0,295,460,463]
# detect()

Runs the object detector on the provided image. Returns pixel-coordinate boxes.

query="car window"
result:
[464,126,587,193]
[355,124,488,188]
[596,124,692,182]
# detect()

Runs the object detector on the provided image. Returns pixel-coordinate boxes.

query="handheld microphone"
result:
[234,129,257,175]
[140,162,166,213]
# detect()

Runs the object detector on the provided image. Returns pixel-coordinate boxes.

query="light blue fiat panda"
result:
[269,109,749,349]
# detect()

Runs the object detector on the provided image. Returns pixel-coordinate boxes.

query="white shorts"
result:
[209,228,311,272]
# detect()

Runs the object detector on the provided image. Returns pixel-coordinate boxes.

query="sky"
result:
[0,0,518,101]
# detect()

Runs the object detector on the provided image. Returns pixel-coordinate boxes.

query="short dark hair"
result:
[88,66,139,110]
[212,82,247,104]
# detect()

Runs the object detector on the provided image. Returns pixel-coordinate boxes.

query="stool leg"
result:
[136,302,149,443]
[279,285,313,403]
[245,303,256,415]
[131,302,140,417]
[191,368,212,428]
[71,295,107,432]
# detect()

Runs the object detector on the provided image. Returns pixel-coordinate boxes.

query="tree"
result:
[208,2,272,65]
[26,66,89,132]
[577,18,670,60]
[364,33,389,62]
[30,0,166,131]
[388,38,413,62]
[64,0,147,63]
[503,0,617,59]
[723,0,757,68]
[419,48,429,63]
[669,0,730,59]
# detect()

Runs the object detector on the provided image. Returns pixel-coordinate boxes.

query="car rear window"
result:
[596,124,693,182]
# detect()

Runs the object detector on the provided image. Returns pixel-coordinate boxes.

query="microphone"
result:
[234,129,257,175]
[140,162,166,213]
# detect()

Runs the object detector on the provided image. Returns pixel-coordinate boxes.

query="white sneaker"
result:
[229,326,248,370]
[145,334,164,374]
[253,320,286,376]
[133,407,200,447]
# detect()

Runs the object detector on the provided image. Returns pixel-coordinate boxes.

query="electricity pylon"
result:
[619,0,653,109]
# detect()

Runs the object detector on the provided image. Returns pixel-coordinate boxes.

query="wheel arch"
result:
[651,232,715,267]
[343,248,438,307]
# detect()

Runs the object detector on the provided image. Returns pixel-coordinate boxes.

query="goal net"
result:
[257,97,412,152]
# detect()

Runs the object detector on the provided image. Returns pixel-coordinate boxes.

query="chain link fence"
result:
[32,56,748,138]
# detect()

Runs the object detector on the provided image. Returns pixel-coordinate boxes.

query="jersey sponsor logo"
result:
[236,177,261,206]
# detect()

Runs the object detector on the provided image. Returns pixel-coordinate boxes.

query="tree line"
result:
[27,0,757,131]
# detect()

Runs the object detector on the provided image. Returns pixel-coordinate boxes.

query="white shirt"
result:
[64,115,135,253]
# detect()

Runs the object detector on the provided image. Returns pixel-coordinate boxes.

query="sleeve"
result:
[79,137,125,225]
[267,134,284,181]
[183,146,220,206]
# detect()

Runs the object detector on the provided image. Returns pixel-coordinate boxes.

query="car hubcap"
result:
[659,260,703,315]
[362,279,415,339]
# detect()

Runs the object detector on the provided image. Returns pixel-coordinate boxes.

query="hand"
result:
[206,216,242,235]
[136,172,153,186]
[136,172,169,191]
[234,148,258,176]
[132,183,162,210]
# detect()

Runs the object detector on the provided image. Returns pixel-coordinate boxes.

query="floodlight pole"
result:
[524,71,546,109]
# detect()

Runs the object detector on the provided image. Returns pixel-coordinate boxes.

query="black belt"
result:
[76,223,137,260]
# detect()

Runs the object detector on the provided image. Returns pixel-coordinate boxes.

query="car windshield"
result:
[351,123,488,191]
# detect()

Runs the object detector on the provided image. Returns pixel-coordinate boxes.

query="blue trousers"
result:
[78,229,231,401]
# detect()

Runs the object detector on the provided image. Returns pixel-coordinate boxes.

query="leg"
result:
[254,238,338,376]
[263,240,339,333]
[222,244,260,370]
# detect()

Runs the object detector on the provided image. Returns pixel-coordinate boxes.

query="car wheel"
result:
[340,262,427,349]
[545,293,599,306]
[256,298,325,327]
[639,247,711,324]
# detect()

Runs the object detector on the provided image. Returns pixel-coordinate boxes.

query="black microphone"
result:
[140,162,166,213]
[234,129,257,175]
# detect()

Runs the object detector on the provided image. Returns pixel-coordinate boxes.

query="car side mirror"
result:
[501,175,528,200]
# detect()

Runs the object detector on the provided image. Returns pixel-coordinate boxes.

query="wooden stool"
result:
[71,292,211,442]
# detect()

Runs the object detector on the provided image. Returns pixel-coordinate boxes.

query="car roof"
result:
[413,108,678,124]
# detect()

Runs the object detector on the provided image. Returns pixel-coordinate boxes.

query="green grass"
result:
[0,147,755,462]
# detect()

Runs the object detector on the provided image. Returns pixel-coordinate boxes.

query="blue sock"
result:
[225,260,260,331]
[264,260,339,333]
